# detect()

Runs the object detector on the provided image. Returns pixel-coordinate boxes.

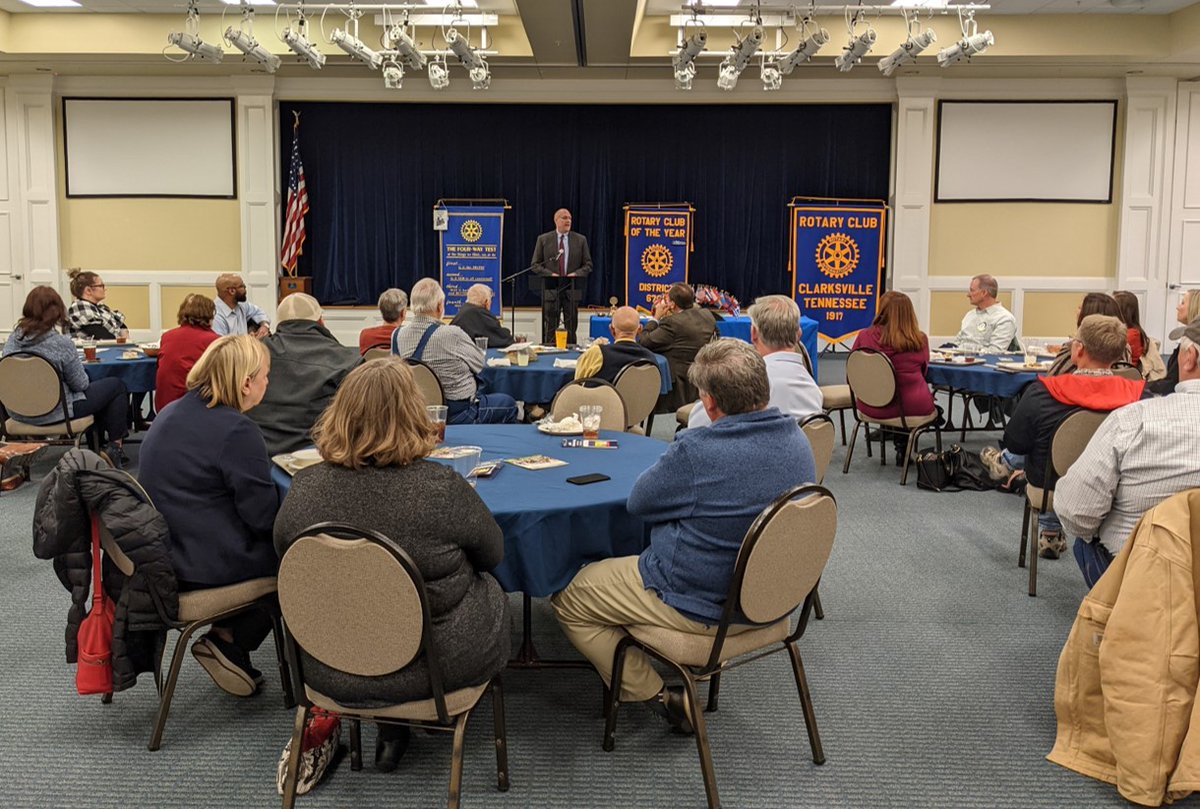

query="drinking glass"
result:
[452,446,483,487]
[474,337,489,353]
[579,405,602,440]
[426,405,448,443]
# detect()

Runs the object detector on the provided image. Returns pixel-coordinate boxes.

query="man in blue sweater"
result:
[553,338,816,732]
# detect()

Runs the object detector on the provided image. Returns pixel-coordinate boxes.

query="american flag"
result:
[280,115,308,274]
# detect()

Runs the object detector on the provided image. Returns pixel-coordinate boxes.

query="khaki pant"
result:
[551,556,719,702]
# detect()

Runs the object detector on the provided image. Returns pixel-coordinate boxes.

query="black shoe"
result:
[648,686,694,736]
[375,726,411,772]
[191,634,259,697]
[101,443,127,470]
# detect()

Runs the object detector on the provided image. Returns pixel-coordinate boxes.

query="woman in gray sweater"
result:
[274,357,509,773]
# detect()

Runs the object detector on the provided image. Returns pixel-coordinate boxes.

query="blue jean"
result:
[1001,450,1061,532]
[447,392,519,425]
[1073,537,1113,588]
[73,376,129,443]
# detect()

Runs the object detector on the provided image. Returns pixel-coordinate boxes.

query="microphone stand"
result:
[502,251,560,337]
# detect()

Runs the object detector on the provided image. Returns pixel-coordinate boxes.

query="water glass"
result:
[474,337,489,353]
[426,404,448,443]
[579,405,603,440]
[452,446,483,487]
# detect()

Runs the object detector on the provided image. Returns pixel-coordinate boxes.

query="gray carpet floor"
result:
[0,355,1174,808]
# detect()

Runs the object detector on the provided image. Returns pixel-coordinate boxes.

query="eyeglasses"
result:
[88,283,106,290]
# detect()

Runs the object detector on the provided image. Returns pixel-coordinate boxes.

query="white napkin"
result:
[487,357,511,368]
[553,358,578,369]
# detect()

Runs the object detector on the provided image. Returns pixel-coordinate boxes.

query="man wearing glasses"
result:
[213,274,271,337]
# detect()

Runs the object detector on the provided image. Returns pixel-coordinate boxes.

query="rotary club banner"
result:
[789,198,886,344]
[439,204,505,317]
[624,204,693,308]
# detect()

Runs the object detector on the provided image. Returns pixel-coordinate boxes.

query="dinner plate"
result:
[537,422,583,435]
[997,361,1050,373]
[929,358,986,366]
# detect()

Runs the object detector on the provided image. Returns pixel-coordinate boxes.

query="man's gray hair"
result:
[688,338,769,416]
[409,278,445,316]
[1180,334,1197,360]
[972,274,999,298]
[747,295,800,350]
[466,284,492,306]
[378,288,408,323]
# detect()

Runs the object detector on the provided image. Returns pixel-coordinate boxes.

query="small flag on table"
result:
[280,112,308,274]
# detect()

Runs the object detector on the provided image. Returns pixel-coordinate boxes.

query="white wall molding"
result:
[1166,81,1200,343]
[233,78,279,321]
[892,78,940,328]
[7,75,59,301]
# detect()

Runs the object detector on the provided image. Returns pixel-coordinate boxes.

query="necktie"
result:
[558,234,566,276]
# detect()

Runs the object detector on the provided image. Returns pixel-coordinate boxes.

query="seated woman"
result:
[1046,293,1128,376]
[274,357,509,773]
[155,294,220,412]
[851,291,935,462]
[65,268,127,340]
[2,286,129,465]
[1149,289,1200,395]
[139,335,280,697]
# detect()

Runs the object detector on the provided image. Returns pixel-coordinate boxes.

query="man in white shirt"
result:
[1055,323,1200,587]
[688,295,822,428]
[949,274,1018,353]
[213,273,270,337]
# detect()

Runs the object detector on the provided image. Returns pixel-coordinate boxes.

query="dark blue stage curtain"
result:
[279,101,891,308]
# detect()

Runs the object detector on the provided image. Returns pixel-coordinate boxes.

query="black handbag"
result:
[915,446,962,492]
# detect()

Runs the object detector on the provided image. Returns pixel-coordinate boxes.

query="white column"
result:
[232,77,279,320]
[5,75,59,303]
[892,77,940,330]
[1166,81,1200,340]
[1117,77,1178,341]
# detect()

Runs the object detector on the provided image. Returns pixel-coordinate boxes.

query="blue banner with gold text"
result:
[624,205,692,309]
[790,199,886,344]
[440,205,505,317]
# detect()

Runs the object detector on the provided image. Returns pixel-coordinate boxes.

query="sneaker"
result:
[979,447,1013,482]
[1038,530,1067,560]
[191,634,260,697]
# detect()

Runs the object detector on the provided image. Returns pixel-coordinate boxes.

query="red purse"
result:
[76,514,116,697]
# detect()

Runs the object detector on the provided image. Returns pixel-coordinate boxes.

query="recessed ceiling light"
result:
[18,0,82,7]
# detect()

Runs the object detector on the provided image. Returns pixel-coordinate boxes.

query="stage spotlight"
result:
[937,9,994,67]
[331,28,383,70]
[167,1,222,63]
[428,59,450,89]
[386,25,428,71]
[760,62,782,91]
[672,29,707,90]
[674,62,696,90]
[834,28,875,72]
[716,25,763,91]
[776,26,829,74]
[224,27,280,72]
[282,17,325,70]
[383,59,403,89]
[878,29,935,76]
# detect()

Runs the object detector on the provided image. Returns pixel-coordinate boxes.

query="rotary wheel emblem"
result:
[815,233,859,279]
[460,220,483,243]
[641,244,673,278]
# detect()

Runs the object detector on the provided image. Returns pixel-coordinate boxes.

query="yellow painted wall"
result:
[929,290,1012,337]
[1023,291,1087,340]
[160,285,217,327]
[103,284,150,330]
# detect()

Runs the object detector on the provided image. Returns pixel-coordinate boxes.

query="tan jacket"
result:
[1048,489,1200,806]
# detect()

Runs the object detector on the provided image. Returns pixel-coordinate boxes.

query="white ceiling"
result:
[0,1,518,13]
[644,0,1200,13]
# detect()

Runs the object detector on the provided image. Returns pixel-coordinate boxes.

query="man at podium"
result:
[531,208,592,345]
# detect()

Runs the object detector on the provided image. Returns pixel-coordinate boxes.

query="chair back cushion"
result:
[550,380,627,431]
[739,487,837,625]
[1051,409,1108,477]
[279,533,423,677]
[845,350,897,410]
[799,415,835,485]
[0,354,62,419]
[405,359,445,407]
[364,348,391,362]
[1110,363,1142,381]
[612,361,662,429]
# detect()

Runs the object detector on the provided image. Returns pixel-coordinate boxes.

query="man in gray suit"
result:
[531,208,592,345]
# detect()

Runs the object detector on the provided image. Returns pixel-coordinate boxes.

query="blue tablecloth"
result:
[272,425,670,596]
[588,314,821,382]
[479,349,671,403]
[83,347,156,393]
[925,355,1042,399]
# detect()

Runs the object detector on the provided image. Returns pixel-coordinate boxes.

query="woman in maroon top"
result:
[155,294,221,411]
[851,291,936,422]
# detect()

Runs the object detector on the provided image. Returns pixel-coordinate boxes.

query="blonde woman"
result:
[139,335,280,698]
[1150,289,1200,395]
[274,357,509,772]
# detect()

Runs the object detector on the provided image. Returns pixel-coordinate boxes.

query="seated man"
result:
[688,295,822,428]
[247,293,360,454]
[1055,323,1200,587]
[450,283,514,349]
[359,288,407,354]
[640,282,718,413]
[552,339,815,730]
[212,273,270,337]
[986,315,1146,560]
[575,306,657,384]
[947,274,1018,353]
[392,278,518,425]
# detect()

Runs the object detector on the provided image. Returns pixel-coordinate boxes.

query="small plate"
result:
[930,358,986,366]
[537,422,583,435]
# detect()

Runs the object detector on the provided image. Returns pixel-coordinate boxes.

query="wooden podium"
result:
[279,276,311,300]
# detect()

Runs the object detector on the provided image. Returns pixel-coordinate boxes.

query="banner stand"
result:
[436,197,511,321]
[623,202,694,310]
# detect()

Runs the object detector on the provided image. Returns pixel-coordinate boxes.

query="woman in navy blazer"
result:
[139,334,280,698]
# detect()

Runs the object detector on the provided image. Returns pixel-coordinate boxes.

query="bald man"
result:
[213,273,270,337]
[531,208,593,345]
[575,306,657,383]
[449,283,513,348]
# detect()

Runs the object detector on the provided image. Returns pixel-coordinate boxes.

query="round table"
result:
[925,354,1043,399]
[83,347,157,394]
[479,349,671,403]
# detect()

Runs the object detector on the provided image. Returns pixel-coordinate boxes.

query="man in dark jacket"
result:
[574,306,657,384]
[640,283,717,412]
[992,315,1147,559]
[449,283,514,348]
[247,293,360,454]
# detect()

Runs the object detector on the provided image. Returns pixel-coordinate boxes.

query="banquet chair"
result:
[841,349,940,485]
[0,353,97,449]
[363,347,391,362]
[602,484,836,809]
[1111,362,1142,381]
[798,414,836,621]
[550,378,627,432]
[405,358,445,407]
[92,470,290,751]
[1020,409,1108,597]
[277,523,509,809]
[612,360,662,433]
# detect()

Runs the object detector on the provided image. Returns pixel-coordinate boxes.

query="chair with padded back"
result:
[612,360,662,433]
[601,484,836,809]
[363,347,391,362]
[820,383,853,446]
[277,523,509,809]
[1110,362,1142,381]
[798,413,836,621]
[841,349,941,485]
[0,353,97,449]
[1019,409,1108,597]
[92,469,290,750]
[405,358,445,407]
[550,378,627,432]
